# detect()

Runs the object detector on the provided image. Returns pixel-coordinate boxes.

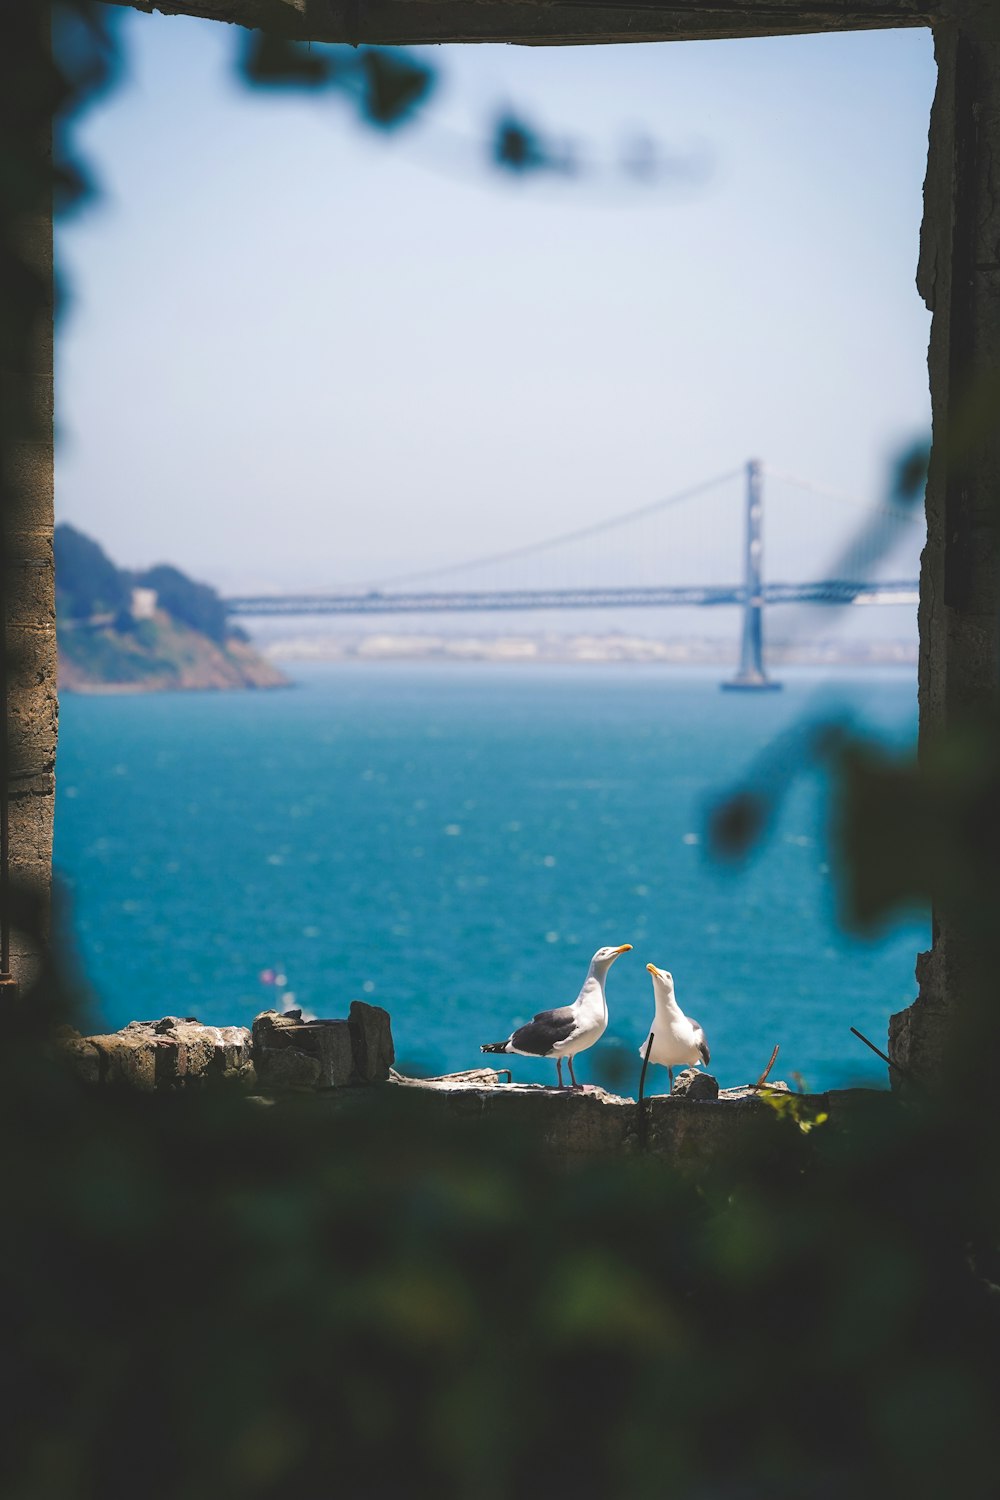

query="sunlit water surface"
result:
[54,663,924,1093]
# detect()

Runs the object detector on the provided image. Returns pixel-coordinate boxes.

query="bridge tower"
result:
[723,459,782,692]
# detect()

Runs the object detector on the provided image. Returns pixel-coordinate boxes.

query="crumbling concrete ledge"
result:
[55,1015,255,1091]
[383,1070,892,1164]
[56,1002,393,1094]
[55,1009,892,1165]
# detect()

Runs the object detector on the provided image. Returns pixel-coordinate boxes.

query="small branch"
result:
[752,1044,780,1090]
[849,1026,915,1084]
[637,1031,654,1151]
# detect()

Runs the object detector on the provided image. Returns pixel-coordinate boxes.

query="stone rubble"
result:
[58,1002,395,1094]
[55,1015,255,1091]
[670,1068,720,1100]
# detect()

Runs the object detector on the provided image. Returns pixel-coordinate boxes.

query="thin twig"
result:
[637,1031,654,1151]
[849,1026,915,1084]
[752,1044,780,1090]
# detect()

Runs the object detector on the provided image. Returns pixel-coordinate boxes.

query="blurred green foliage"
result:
[3,4,1000,1496]
[3,885,999,1497]
[759,1085,829,1134]
[240,32,435,129]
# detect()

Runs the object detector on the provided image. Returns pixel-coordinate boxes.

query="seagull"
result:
[639,963,710,1091]
[482,944,632,1088]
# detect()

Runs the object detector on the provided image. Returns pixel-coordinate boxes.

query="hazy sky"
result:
[56,15,936,600]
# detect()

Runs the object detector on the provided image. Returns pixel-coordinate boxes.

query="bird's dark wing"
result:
[509,1005,578,1057]
[692,1023,710,1067]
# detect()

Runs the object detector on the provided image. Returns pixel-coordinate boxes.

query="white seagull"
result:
[482,944,632,1088]
[639,963,710,1090]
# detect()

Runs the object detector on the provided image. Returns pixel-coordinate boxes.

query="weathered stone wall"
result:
[56,1006,889,1165]
[253,1002,394,1089]
[58,1003,394,1092]
[1,9,56,991]
[114,0,935,45]
[61,1014,257,1090]
[892,2,1000,1075]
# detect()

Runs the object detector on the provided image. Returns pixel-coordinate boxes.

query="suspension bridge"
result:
[225,461,921,690]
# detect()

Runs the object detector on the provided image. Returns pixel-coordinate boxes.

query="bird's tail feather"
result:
[481,1041,510,1055]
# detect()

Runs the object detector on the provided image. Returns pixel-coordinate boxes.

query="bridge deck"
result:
[225,581,920,616]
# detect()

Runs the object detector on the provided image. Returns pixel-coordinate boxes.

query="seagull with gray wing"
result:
[639,963,710,1090]
[482,943,632,1088]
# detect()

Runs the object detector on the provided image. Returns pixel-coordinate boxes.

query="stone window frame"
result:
[4,0,997,1077]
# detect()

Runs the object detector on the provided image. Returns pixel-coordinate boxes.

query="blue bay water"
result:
[54,663,924,1093]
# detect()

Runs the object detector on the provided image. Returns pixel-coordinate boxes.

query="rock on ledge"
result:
[670,1068,720,1100]
[252,1002,394,1091]
[57,1016,255,1092]
[57,1003,395,1094]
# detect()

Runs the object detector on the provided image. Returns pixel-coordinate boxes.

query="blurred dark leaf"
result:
[493,115,546,172]
[360,49,435,127]
[708,721,833,864]
[708,789,769,861]
[833,721,1000,932]
[239,36,434,129]
[51,1,123,105]
[241,32,335,89]
[621,133,659,181]
[891,439,930,507]
[51,1,125,215]
[588,1035,634,1094]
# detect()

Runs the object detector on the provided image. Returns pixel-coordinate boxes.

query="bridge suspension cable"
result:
[763,465,916,518]
[372,465,744,590]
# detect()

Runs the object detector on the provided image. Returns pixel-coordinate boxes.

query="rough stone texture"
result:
[475,1083,635,1157]
[889,947,950,1083]
[253,1010,353,1090]
[894,3,1000,1081]
[57,1017,255,1091]
[671,1068,720,1100]
[63,1027,157,1092]
[113,0,935,47]
[254,1043,323,1092]
[393,1066,504,1090]
[369,1077,893,1164]
[49,1028,894,1162]
[53,1007,394,1095]
[348,999,394,1082]
[252,1003,394,1091]
[55,1033,102,1086]
[644,1092,773,1167]
[2,14,56,991]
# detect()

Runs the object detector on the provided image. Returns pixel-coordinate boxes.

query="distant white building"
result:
[131,587,157,620]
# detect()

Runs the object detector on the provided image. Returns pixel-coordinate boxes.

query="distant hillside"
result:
[55,525,287,693]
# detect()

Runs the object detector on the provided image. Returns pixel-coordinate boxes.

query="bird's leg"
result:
[568,1055,578,1089]
[556,1056,564,1089]
[668,1066,674,1093]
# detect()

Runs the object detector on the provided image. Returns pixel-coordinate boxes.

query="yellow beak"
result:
[615,944,633,955]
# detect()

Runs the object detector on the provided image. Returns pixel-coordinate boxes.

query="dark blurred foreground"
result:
[1,882,998,1500]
